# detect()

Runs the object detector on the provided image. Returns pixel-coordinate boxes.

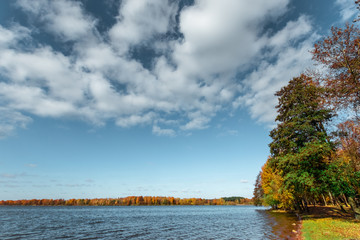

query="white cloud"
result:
[154,0,294,129]
[0,172,28,178]
[233,17,316,124]
[116,112,155,128]
[268,16,312,49]
[0,107,32,138]
[0,47,86,102]
[152,125,176,137]
[173,0,289,77]
[0,24,30,47]
[335,0,358,22]
[180,113,211,131]
[16,0,97,41]
[0,83,77,117]
[0,0,319,137]
[109,0,178,54]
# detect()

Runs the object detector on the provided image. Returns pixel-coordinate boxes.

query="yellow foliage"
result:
[260,157,294,209]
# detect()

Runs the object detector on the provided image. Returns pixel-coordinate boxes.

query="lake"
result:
[0,205,300,239]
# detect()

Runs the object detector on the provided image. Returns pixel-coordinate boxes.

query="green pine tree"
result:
[269,74,334,210]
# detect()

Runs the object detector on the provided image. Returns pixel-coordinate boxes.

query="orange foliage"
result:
[0,196,253,206]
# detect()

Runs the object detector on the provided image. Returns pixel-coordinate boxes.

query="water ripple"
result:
[0,205,300,239]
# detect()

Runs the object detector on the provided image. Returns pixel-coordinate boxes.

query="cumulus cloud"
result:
[0,0,320,137]
[234,20,317,124]
[0,24,31,47]
[109,0,178,54]
[174,0,289,76]
[16,0,97,41]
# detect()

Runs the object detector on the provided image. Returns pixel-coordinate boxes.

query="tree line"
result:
[0,196,252,206]
[254,2,360,219]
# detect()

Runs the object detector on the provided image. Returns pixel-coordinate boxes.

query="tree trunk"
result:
[348,196,360,220]
[343,194,349,207]
[302,199,309,212]
[295,200,302,211]
[322,194,327,206]
[329,192,334,206]
[297,199,304,212]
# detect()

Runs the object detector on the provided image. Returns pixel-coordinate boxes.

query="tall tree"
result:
[269,74,334,210]
[269,75,333,158]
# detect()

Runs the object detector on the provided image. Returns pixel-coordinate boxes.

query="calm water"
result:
[0,205,300,239]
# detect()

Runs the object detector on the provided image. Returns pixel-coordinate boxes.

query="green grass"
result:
[302,217,360,240]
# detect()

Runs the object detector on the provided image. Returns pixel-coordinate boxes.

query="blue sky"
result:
[0,0,358,200]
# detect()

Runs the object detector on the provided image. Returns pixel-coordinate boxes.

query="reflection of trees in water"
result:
[255,209,300,239]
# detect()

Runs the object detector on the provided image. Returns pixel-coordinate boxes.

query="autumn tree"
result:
[260,160,281,208]
[135,196,144,205]
[337,120,360,171]
[312,24,360,116]
[334,119,360,219]
[311,17,360,219]
[260,158,295,209]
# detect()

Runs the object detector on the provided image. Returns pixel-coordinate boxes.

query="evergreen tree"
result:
[269,74,334,210]
[269,75,333,158]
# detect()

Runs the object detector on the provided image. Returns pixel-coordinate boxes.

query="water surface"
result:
[0,205,299,239]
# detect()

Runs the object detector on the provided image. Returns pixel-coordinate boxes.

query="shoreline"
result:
[273,206,360,239]
[266,209,302,239]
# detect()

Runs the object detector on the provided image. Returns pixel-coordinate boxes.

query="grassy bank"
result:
[300,206,360,240]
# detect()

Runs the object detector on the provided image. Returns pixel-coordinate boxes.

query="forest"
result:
[0,196,252,206]
[253,2,360,220]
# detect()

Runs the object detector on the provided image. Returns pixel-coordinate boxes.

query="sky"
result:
[0,0,358,200]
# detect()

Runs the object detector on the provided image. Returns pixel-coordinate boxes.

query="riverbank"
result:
[299,206,360,240]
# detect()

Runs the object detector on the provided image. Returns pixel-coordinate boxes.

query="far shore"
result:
[0,196,253,206]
